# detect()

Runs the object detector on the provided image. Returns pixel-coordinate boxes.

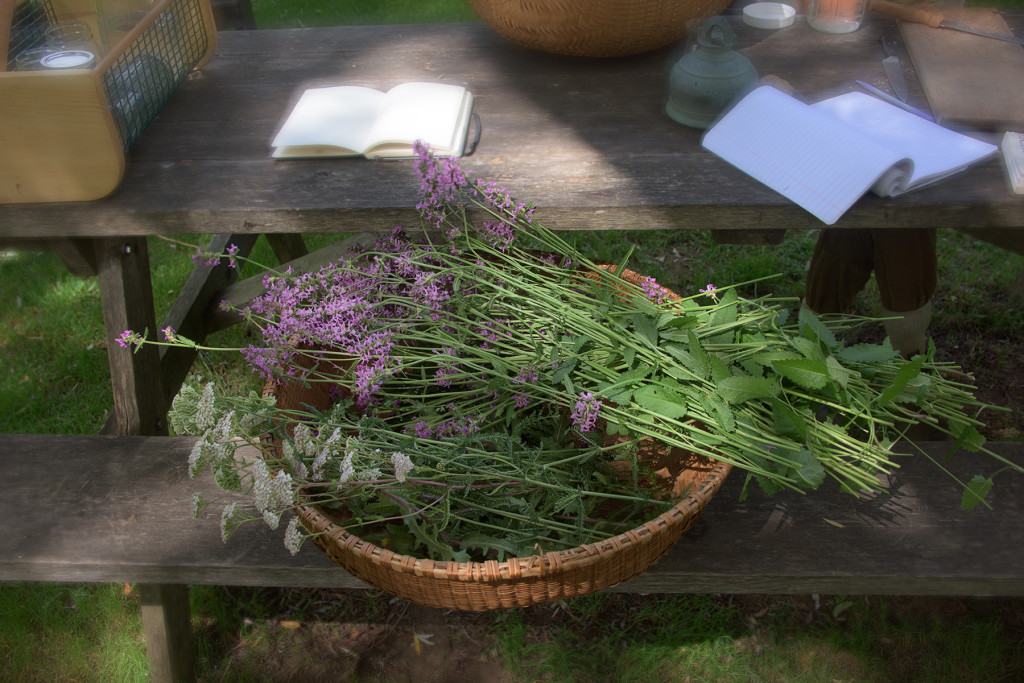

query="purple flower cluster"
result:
[638,275,668,304]
[413,141,472,236]
[570,392,603,432]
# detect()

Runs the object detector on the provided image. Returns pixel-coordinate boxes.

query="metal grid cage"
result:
[5,0,58,69]
[101,0,211,151]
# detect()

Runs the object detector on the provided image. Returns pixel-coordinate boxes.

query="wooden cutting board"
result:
[900,7,1024,131]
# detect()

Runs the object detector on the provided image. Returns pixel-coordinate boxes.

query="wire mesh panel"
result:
[101,0,211,150]
[5,0,58,69]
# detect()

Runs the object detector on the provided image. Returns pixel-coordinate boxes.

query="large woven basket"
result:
[467,0,732,57]
[261,266,732,610]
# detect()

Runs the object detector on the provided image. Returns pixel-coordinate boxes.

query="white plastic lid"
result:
[40,50,95,69]
[743,3,797,29]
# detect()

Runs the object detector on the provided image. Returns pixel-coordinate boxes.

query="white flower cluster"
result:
[195,382,217,433]
[251,458,293,530]
[220,502,236,542]
[390,451,414,482]
[312,427,343,480]
[283,516,303,556]
[187,437,228,479]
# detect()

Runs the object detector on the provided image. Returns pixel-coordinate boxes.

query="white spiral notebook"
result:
[701,86,998,225]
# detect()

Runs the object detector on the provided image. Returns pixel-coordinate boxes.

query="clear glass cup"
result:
[807,0,868,34]
[45,20,100,55]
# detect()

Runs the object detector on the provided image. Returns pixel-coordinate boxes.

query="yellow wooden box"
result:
[0,0,217,204]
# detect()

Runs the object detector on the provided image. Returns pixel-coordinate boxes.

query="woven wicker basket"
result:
[467,0,732,57]
[261,266,732,610]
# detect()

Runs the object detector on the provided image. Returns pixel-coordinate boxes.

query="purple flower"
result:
[699,283,718,300]
[570,392,602,432]
[191,249,221,267]
[225,243,239,269]
[639,275,668,304]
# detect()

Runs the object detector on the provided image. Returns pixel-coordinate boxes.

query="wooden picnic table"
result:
[3,15,1024,682]
[3,15,1024,242]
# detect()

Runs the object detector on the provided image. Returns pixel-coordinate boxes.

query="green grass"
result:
[4,0,1024,680]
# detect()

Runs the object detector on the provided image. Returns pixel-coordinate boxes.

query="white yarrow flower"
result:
[191,492,204,519]
[252,459,272,513]
[271,470,293,508]
[339,452,355,485]
[390,451,414,482]
[220,502,236,543]
[263,509,281,530]
[195,382,217,432]
[212,410,235,441]
[284,516,303,556]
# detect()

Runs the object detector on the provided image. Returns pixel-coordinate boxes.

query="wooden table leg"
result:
[94,236,195,682]
[95,236,166,436]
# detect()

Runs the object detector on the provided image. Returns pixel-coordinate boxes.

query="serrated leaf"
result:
[836,342,899,364]
[709,354,731,382]
[717,375,776,404]
[632,313,660,348]
[877,357,923,407]
[664,344,702,378]
[772,358,829,390]
[798,307,838,348]
[709,396,735,432]
[688,330,712,377]
[952,423,986,452]
[751,350,802,366]
[633,385,689,419]
[771,398,807,440]
[790,448,826,488]
[551,358,577,385]
[825,356,853,388]
[790,336,825,361]
[961,475,994,511]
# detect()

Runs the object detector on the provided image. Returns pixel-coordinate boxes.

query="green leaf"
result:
[551,357,577,385]
[711,396,736,432]
[790,448,826,488]
[709,354,732,382]
[952,423,986,452]
[790,336,825,362]
[771,398,807,441]
[633,384,689,419]
[632,313,660,349]
[717,375,776,404]
[877,357,923,407]
[825,356,853,389]
[664,343,702,378]
[772,358,830,390]
[798,307,837,348]
[961,475,994,511]
[751,350,802,366]
[836,342,899,364]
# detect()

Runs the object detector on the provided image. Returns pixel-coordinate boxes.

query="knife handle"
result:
[868,0,944,28]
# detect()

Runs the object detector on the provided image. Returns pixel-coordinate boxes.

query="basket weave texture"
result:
[262,266,732,610]
[467,0,732,57]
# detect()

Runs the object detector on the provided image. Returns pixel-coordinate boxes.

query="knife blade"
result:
[869,0,1024,47]
[880,36,909,102]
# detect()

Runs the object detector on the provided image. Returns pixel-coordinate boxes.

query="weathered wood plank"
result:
[3,434,1022,596]
[95,238,166,436]
[139,584,196,683]
[1,18,1022,238]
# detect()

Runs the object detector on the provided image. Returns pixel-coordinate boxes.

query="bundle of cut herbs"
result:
[122,143,1021,562]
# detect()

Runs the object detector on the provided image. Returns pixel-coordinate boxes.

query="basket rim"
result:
[294,457,731,583]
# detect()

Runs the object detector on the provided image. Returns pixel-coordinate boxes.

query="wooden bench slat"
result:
[3,434,1022,595]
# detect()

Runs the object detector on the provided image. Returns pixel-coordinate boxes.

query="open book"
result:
[701,86,998,225]
[271,82,475,159]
